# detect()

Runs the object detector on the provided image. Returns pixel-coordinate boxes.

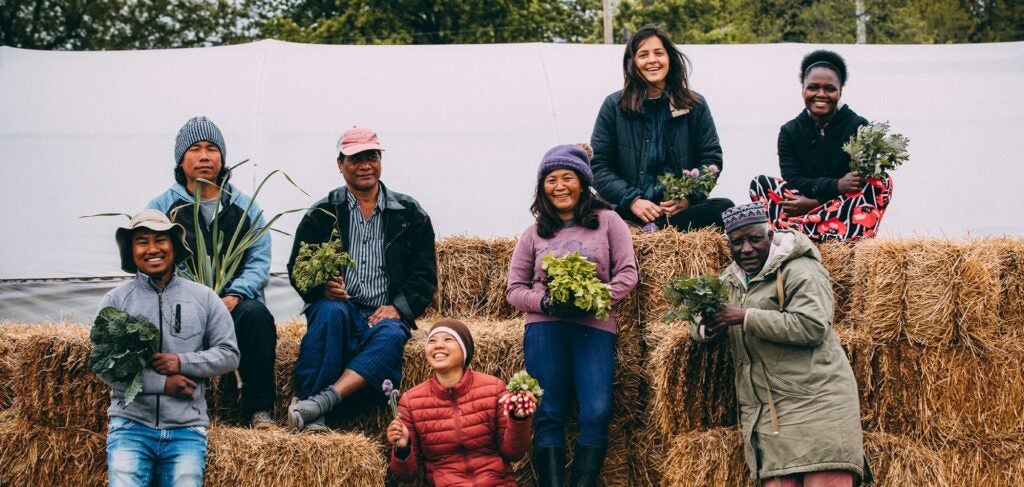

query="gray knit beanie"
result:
[174,116,226,166]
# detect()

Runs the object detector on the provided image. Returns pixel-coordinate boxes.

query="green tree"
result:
[0,0,248,50]
[256,0,602,44]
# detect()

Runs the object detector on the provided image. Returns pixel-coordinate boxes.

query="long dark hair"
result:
[530,170,611,239]
[619,24,700,115]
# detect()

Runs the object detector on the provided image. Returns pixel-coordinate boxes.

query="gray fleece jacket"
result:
[97,273,239,428]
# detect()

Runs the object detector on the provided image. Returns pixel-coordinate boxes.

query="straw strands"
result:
[996,237,1024,337]
[852,239,909,343]
[661,428,950,487]
[424,236,492,318]
[205,426,386,486]
[816,240,856,327]
[0,414,106,487]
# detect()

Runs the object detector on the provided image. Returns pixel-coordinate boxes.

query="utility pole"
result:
[856,0,867,44]
[603,0,613,44]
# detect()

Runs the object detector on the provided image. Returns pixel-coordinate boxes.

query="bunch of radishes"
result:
[500,370,543,418]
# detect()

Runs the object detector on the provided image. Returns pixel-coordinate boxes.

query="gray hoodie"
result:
[97,273,239,428]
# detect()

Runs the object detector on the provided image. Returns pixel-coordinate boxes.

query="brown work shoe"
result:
[251,411,275,430]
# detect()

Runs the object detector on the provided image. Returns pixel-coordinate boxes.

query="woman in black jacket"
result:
[750,50,894,241]
[590,24,733,232]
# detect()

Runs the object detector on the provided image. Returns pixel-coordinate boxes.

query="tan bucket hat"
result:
[115,209,192,274]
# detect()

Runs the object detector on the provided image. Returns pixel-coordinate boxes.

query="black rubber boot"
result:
[568,444,606,487]
[534,447,566,487]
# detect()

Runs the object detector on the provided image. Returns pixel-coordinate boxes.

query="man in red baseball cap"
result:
[285,126,438,432]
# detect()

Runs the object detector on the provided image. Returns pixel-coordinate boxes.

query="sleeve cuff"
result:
[742,309,751,335]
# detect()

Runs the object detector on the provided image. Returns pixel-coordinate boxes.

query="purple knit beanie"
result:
[537,144,593,185]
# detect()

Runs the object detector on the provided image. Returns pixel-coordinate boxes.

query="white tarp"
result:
[1,40,1022,321]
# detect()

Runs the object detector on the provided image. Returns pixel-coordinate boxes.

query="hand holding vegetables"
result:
[501,370,543,419]
[292,229,355,295]
[89,307,161,406]
[541,251,612,320]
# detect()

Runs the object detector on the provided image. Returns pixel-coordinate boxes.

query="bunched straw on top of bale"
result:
[205,426,386,487]
[661,428,950,486]
[995,237,1024,338]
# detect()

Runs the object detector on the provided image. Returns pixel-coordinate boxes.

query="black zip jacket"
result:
[287,182,437,329]
[778,104,869,202]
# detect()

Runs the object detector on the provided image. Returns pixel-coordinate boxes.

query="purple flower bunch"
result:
[659,164,720,203]
[382,379,400,418]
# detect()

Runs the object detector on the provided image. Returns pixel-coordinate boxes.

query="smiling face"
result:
[338,150,382,193]
[727,224,774,275]
[180,140,223,186]
[131,229,176,282]
[803,67,842,122]
[425,331,465,373]
[634,35,670,93]
[543,169,582,220]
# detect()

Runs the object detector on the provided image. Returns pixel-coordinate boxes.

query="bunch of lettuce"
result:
[291,229,356,293]
[843,121,910,178]
[89,307,161,405]
[663,273,730,325]
[542,251,612,320]
[658,164,720,202]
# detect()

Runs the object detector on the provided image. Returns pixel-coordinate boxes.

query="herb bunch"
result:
[843,121,910,178]
[89,306,161,405]
[291,229,356,293]
[663,273,730,325]
[542,251,612,320]
[658,164,720,202]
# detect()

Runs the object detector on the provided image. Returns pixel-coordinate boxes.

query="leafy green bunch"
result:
[541,251,612,320]
[89,307,161,405]
[291,229,356,293]
[843,121,910,178]
[658,164,720,202]
[663,273,730,325]
[506,370,544,405]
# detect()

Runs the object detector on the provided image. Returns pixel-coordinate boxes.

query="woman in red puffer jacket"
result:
[387,319,535,486]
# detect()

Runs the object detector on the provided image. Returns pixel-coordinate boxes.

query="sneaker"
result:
[251,411,275,430]
[305,416,331,434]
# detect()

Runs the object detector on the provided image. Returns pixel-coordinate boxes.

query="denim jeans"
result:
[523,321,617,449]
[294,299,409,405]
[106,417,208,487]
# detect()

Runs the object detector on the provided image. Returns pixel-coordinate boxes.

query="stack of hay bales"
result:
[650,236,1024,486]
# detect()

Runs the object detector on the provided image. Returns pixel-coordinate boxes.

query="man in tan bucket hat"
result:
[99,209,239,487]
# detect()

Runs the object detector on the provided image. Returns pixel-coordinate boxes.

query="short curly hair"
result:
[800,50,848,87]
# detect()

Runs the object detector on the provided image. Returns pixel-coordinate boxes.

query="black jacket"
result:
[778,104,868,202]
[590,91,723,211]
[287,183,437,329]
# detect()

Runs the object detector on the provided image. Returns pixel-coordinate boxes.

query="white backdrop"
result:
[1,40,1022,319]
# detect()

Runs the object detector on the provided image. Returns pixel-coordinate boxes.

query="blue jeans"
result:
[524,321,617,449]
[106,417,207,487]
[294,299,410,406]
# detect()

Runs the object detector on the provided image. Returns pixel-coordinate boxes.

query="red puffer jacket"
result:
[390,370,532,486]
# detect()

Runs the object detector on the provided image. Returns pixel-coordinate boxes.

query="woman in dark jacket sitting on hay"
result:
[387,319,533,486]
[749,50,893,242]
[590,24,734,231]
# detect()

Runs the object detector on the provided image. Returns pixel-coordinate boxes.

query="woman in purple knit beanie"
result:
[505,144,639,487]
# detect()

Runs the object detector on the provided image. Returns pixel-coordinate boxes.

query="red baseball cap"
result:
[337,127,386,156]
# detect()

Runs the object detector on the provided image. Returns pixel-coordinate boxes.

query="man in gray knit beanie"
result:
[147,116,278,430]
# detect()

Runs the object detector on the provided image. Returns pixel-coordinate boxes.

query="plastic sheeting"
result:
[1,40,1022,322]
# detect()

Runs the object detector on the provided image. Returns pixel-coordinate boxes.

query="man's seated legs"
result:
[229,297,277,426]
[107,417,207,487]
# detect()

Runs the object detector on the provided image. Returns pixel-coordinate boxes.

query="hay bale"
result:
[902,241,959,346]
[996,238,1024,338]
[0,415,106,486]
[662,428,950,487]
[862,431,950,486]
[954,240,1003,352]
[816,240,856,327]
[424,236,493,318]
[205,426,386,486]
[0,324,85,410]
[852,239,909,343]
[633,228,728,353]
[867,341,924,436]
[939,435,1024,486]
[12,327,108,432]
[484,238,523,320]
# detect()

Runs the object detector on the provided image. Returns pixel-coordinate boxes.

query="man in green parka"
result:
[695,202,871,486]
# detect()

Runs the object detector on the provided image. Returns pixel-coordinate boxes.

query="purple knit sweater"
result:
[505,209,639,334]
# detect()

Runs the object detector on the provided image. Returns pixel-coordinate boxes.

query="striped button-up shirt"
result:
[343,188,389,308]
